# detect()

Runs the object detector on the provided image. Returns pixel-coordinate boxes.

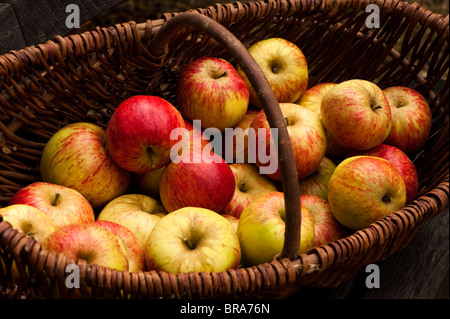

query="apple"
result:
[42,223,129,271]
[298,157,336,201]
[132,166,166,199]
[97,194,167,249]
[40,122,131,209]
[222,107,260,163]
[159,150,235,213]
[321,79,392,150]
[382,86,432,154]
[238,38,308,108]
[176,57,249,132]
[9,182,95,229]
[250,103,327,181]
[0,204,57,243]
[94,220,146,272]
[237,191,315,266]
[297,83,337,115]
[327,156,407,231]
[293,82,351,159]
[221,214,239,232]
[132,119,212,198]
[347,144,419,205]
[222,163,278,218]
[145,207,241,274]
[300,195,349,247]
[106,95,185,174]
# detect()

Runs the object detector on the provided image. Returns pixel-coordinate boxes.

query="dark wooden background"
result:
[0,0,448,300]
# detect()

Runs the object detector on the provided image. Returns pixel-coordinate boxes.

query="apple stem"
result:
[372,105,382,111]
[217,71,228,79]
[183,237,195,250]
[52,193,61,206]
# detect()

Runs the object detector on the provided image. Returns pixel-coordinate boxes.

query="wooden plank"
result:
[2,0,126,47]
[0,3,27,54]
[290,207,449,299]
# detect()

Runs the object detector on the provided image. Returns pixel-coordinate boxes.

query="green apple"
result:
[0,204,57,243]
[237,192,315,266]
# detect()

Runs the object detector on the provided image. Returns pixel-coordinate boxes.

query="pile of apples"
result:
[0,37,432,274]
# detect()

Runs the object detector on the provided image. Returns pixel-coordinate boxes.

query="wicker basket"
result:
[0,0,448,299]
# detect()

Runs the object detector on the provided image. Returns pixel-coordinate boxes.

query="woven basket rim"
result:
[0,0,449,298]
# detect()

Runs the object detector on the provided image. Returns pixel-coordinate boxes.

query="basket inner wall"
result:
[0,0,448,207]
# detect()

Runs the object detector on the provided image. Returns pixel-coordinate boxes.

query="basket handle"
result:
[148,12,302,261]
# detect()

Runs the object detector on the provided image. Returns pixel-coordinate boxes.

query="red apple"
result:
[94,220,146,272]
[106,95,185,174]
[176,57,249,132]
[133,119,212,198]
[321,79,392,150]
[347,144,419,205]
[9,182,95,229]
[250,103,327,181]
[159,150,235,213]
[300,195,349,247]
[40,122,131,209]
[383,86,432,154]
[238,38,308,108]
[222,163,277,218]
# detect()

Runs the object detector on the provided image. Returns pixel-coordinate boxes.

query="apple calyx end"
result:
[183,237,195,250]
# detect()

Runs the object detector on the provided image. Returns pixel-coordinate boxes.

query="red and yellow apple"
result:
[383,86,432,154]
[327,156,407,230]
[222,107,260,163]
[9,182,95,229]
[300,195,348,247]
[297,82,337,115]
[42,223,129,271]
[97,194,167,249]
[250,103,327,181]
[298,157,336,201]
[222,163,278,218]
[40,122,131,209]
[176,57,249,132]
[321,79,392,150]
[94,220,146,272]
[347,144,418,205]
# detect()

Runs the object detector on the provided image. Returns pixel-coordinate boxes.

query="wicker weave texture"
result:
[0,0,448,298]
